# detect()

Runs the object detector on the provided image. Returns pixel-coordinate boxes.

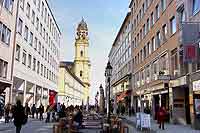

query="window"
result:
[44,8,47,23]
[28,54,31,68]
[42,46,44,57]
[20,0,25,9]
[45,49,47,60]
[38,41,41,54]
[34,37,37,50]
[37,61,40,74]
[147,18,150,32]
[1,24,6,43]
[161,0,166,11]
[147,42,151,55]
[41,64,43,76]
[155,4,160,20]
[151,12,154,26]
[40,23,42,35]
[3,0,14,12]
[80,71,83,77]
[36,17,39,30]
[193,0,200,15]
[178,8,185,22]
[170,16,176,34]
[17,18,23,35]
[44,66,46,77]
[24,26,28,41]
[41,2,44,17]
[29,32,33,46]
[0,59,3,77]
[3,61,8,78]
[33,58,36,71]
[0,22,2,41]
[16,45,20,61]
[22,50,26,65]
[26,3,30,18]
[152,37,156,52]
[162,24,167,41]
[80,51,83,57]
[156,31,161,47]
[37,0,41,11]
[143,24,146,37]
[31,10,35,24]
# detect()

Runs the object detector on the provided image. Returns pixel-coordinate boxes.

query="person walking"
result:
[45,105,51,123]
[24,103,30,117]
[4,103,11,123]
[39,104,44,121]
[31,104,36,118]
[158,106,167,130]
[13,100,27,133]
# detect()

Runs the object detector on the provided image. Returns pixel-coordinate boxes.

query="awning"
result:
[116,90,132,102]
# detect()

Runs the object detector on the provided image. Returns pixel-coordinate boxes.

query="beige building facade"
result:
[0,0,18,105]
[58,62,84,106]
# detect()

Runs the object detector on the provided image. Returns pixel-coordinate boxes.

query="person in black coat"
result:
[13,100,27,133]
[31,104,37,118]
[39,104,44,121]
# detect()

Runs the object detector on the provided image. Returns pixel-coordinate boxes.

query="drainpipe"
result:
[10,0,20,104]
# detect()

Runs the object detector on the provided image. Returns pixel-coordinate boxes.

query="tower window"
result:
[80,71,83,77]
[80,51,83,57]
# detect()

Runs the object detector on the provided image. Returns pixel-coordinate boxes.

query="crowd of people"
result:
[0,101,85,133]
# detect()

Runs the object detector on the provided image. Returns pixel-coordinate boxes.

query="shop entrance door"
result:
[185,87,191,124]
[153,95,160,120]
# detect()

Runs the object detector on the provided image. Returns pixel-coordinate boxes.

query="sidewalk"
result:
[122,115,200,133]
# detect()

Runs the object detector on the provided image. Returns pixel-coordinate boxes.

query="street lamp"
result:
[105,61,113,125]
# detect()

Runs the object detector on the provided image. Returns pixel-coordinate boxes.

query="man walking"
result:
[31,104,37,118]
[39,104,44,121]
[13,100,27,133]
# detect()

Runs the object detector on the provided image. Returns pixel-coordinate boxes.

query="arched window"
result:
[80,71,83,77]
[80,51,83,57]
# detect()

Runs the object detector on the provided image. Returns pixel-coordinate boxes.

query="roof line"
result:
[45,0,61,34]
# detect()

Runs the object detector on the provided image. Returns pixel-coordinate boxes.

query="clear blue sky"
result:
[48,0,130,104]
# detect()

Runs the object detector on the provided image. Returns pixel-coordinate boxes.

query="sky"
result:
[48,0,130,104]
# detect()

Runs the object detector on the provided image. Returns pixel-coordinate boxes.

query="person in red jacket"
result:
[158,106,167,130]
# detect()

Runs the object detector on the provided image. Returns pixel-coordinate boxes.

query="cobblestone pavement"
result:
[0,118,54,133]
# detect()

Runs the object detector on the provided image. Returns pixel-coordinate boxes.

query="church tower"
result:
[74,18,91,103]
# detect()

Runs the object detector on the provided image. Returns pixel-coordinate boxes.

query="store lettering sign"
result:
[193,80,200,91]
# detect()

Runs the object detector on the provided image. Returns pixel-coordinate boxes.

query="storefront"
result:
[191,71,200,129]
[170,76,190,125]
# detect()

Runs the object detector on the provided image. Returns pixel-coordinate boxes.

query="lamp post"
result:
[105,61,113,125]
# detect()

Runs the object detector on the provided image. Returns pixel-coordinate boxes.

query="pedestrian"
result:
[158,106,167,130]
[4,103,11,123]
[39,104,44,121]
[36,107,39,119]
[144,106,151,114]
[24,103,30,117]
[13,100,27,133]
[31,104,37,118]
[45,105,50,123]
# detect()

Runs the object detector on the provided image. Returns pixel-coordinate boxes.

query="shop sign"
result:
[193,80,200,91]
[158,75,171,80]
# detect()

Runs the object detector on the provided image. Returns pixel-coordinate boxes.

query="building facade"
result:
[58,62,84,106]
[0,0,18,105]
[128,0,200,127]
[107,12,132,113]
[13,0,61,107]
[73,19,91,104]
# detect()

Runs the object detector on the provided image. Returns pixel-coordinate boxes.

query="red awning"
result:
[116,90,132,102]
